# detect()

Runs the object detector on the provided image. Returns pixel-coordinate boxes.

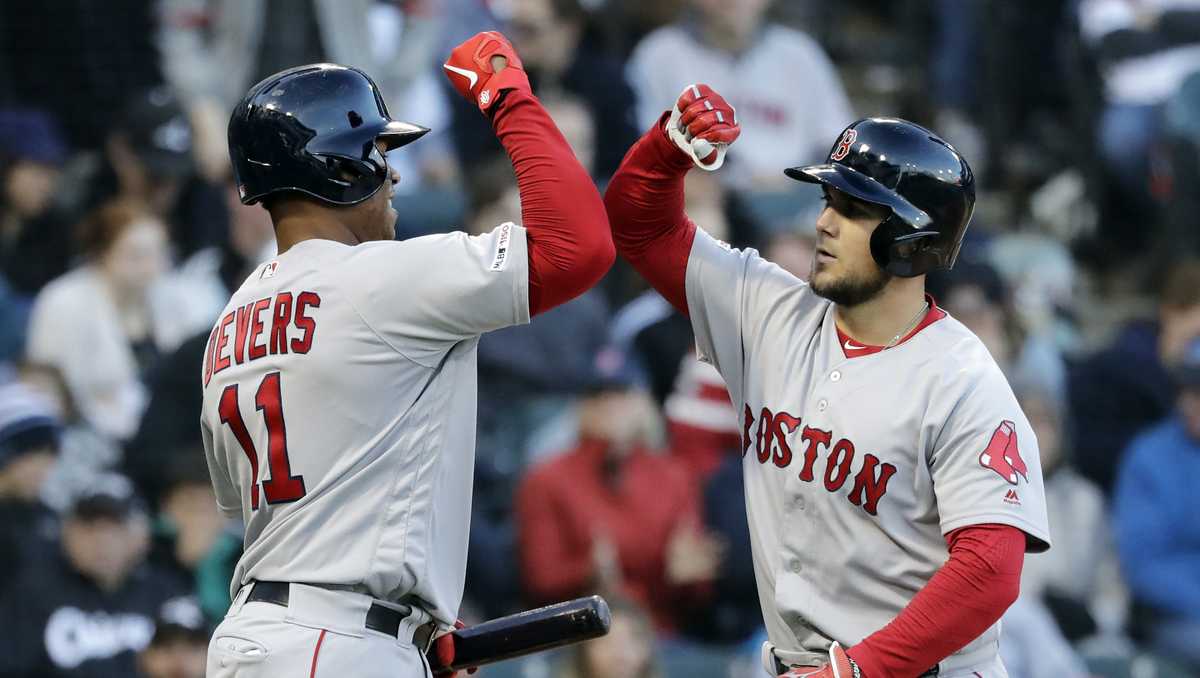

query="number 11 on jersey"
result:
[217,372,307,509]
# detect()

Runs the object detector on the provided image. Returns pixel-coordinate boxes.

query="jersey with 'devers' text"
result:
[199,224,529,627]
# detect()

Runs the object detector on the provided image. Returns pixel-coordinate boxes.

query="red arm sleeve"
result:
[602,114,698,315]
[490,89,614,316]
[846,524,1025,678]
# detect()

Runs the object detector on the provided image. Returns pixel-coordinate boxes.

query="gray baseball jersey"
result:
[199,223,529,626]
[684,229,1051,673]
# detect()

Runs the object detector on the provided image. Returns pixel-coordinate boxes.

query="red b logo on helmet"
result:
[831,128,857,161]
[979,421,1028,485]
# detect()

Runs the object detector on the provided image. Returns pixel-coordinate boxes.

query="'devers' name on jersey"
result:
[202,291,320,386]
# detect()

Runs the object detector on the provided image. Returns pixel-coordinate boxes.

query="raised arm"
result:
[443,32,613,316]
[603,85,740,315]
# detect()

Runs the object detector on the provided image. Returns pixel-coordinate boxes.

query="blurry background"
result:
[1,0,1199,677]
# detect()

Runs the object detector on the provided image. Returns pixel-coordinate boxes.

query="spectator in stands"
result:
[158,0,440,181]
[929,258,1067,401]
[560,597,663,678]
[0,110,73,298]
[1078,0,1200,199]
[509,0,640,178]
[1014,381,1128,643]
[137,598,208,678]
[1070,258,1200,493]
[1113,338,1200,668]
[664,356,740,479]
[25,200,205,441]
[147,451,239,624]
[515,345,722,632]
[626,0,852,189]
[14,360,124,514]
[762,227,817,282]
[0,379,61,582]
[0,473,189,677]
[60,86,235,262]
[544,94,598,175]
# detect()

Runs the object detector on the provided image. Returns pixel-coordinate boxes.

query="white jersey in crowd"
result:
[627,22,853,187]
[684,230,1051,676]
[199,224,529,626]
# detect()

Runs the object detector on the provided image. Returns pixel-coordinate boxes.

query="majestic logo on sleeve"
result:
[978,421,1028,485]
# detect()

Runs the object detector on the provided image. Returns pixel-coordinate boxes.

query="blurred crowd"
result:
[1,0,1200,677]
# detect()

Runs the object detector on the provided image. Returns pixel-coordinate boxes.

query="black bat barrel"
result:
[440,596,612,673]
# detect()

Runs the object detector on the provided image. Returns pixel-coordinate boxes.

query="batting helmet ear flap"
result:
[870,215,943,278]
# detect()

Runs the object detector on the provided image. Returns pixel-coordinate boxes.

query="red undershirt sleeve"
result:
[490,89,614,316]
[603,113,698,316]
[846,524,1026,678]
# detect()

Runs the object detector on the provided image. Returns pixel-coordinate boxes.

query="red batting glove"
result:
[429,620,478,678]
[779,643,862,678]
[443,31,532,115]
[664,83,741,170]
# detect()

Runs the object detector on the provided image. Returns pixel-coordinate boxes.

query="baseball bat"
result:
[431,595,611,674]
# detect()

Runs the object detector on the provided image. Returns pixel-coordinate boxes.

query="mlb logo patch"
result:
[261,261,278,279]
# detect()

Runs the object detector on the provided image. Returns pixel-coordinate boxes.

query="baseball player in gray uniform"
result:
[604,84,1051,677]
[201,32,613,677]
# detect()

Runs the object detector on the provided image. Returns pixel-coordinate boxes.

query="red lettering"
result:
[848,453,898,515]
[214,312,234,373]
[798,427,831,481]
[755,407,773,464]
[203,325,218,387]
[824,439,855,492]
[770,411,801,468]
[291,292,321,354]
[270,292,293,355]
[247,297,271,360]
[233,303,254,364]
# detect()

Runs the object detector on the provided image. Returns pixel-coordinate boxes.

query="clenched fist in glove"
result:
[779,643,862,678]
[427,619,478,678]
[443,31,531,115]
[665,83,741,171]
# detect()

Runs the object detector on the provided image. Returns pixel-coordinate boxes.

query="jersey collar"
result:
[836,294,946,359]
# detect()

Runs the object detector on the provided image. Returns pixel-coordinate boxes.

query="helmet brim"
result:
[378,120,431,150]
[784,164,932,230]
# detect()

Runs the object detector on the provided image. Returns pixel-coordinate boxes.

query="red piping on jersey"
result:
[603,113,697,316]
[309,629,328,678]
[835,295,947,359]
[846,523,1025,677]
[491,89,614,316]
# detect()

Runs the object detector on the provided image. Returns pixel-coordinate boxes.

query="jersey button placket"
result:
[830,370,841,382]
[817,398,828,412]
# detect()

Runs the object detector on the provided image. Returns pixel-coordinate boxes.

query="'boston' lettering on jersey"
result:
[743,403,898,515]
[203,291,321,386]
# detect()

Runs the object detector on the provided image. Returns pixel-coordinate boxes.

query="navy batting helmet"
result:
[228,63,429,207]
[785,118,975,277]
